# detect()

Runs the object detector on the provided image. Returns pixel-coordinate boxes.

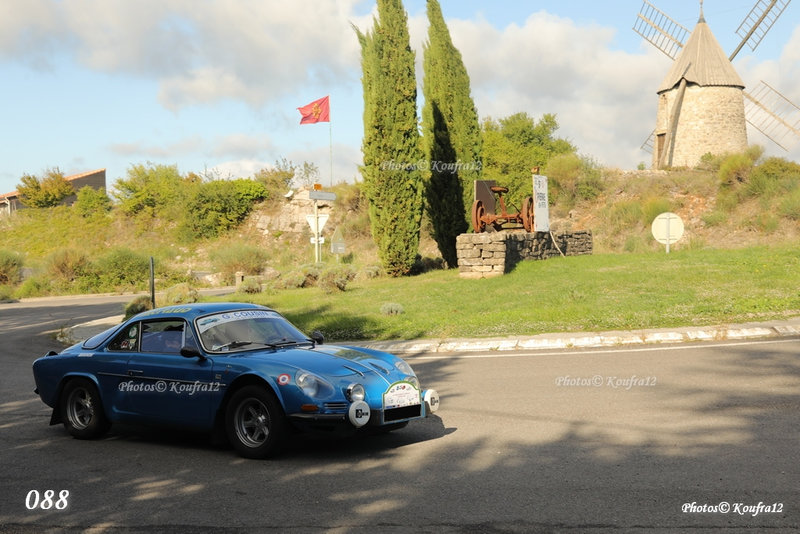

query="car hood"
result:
[224,344,402,379]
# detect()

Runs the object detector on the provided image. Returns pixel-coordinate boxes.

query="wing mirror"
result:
[180,346,207,361]
[311,330,324,345]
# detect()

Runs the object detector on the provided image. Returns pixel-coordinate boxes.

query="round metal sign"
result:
[651,212,684,245]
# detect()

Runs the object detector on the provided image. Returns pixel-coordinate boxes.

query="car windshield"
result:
[195,310,311,353]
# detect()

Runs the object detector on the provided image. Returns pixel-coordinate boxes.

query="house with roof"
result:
[0,169,106,216]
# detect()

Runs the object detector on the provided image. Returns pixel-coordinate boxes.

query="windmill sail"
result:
[633,0,689,60]
[730,0,791,60]
[744,81,800,150]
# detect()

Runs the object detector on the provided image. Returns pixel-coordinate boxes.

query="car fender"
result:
[215,371,287,421]
[48,372,106,426]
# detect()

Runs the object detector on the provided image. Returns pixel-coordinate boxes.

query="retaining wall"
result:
[456,230,593,278]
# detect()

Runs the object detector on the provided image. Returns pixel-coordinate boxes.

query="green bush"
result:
[163,282,199,304]
[641,197,672,226]
[47,249,93,282]
[124,295,154,320]
[210,242,268,285]
[182,179,267,239]
[0,250,23,285]
[779,188,800,220]
[15,276,49,298]
[380,302,405,315]
[609,200,642,229]
[318,265,357,293]
[718,150,759,188]
[97,248,150,290]
[74,186,112,218]
[239,277,263,294]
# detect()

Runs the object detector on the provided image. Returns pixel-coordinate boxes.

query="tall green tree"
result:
[355,0,424,276]
[17,168,74,208]
[481,112,576,207]
[422,0,482,266]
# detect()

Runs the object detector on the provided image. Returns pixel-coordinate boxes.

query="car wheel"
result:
[60,378,110,439]
[226,386,286,459]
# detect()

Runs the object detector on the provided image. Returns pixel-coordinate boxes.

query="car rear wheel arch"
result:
[58,376,111,439]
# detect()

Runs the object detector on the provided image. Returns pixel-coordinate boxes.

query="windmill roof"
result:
[657,18,744,93]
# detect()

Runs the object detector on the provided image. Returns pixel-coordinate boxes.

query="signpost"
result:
[330,226,346,257]
[532,172,550,232]
[651,212,684,253]
[306,187,336,263]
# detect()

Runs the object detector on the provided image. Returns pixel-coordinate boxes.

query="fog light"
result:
[346,383,365,402]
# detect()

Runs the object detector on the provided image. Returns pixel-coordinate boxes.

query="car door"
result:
[121,319,218,427]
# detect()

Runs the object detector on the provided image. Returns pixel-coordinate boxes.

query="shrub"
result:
[608,200,642,229]
[318,265,356,293]
[641,197,671,225]
[124,295,153,320]
[47,249,93,283]
[163,282,199,304]
[239,277,263,294]
[779,188,800,220]
[74,186,112,218]
[16,276,50,298]
[210,243,268,285]
[182,179,267,239]
[97,248,150,290]
[702,211,726,227]
[380,302,405,315]
[718,152,755,187]
[0,250,23,285]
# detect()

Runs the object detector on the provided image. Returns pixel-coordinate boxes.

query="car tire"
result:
[59,378,111,439]
[225,385,286,459]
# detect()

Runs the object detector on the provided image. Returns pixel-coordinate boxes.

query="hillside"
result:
[1,163,799,301]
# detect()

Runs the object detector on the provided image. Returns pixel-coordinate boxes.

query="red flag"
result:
[297,96,330,124]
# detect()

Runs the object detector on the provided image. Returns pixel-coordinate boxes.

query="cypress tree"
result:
[355,0,424,277]
[422,0,482,266]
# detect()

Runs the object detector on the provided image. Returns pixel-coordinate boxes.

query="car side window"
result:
[140,320,188,354]
[107,323,141,352]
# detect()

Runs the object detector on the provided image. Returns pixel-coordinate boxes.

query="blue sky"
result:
[1,1,798,195]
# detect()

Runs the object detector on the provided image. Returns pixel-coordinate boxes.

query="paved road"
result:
[1,298,799,532]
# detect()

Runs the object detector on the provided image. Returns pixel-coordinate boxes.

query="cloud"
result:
[1,0,371,108]
[435,11,668,168]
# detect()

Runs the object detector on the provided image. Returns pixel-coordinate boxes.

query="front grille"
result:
[323,402,348,412]
[384,404,421,422]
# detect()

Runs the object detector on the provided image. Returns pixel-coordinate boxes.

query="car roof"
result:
[132,302,273,322]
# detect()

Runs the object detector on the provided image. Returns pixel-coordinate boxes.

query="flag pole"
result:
[328,109,333,187]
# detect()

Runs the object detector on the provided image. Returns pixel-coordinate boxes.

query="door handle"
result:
[127,369,144,376]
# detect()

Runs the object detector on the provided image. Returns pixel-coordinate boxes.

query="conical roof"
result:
[657,16,744,93]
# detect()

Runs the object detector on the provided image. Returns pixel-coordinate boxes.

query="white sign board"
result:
[533,174,550,232]
[651,212,684,253]
[309,190,337,201]
[305,213,329,233]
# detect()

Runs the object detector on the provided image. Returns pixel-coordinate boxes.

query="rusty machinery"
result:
[471,180,534,233]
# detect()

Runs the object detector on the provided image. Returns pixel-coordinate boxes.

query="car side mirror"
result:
[311,330,324,345]
[180,346,206,361]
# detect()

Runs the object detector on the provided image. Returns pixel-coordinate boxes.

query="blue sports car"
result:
[32,302,440,458]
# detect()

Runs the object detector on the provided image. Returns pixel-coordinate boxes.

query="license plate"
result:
[383,381,421,410]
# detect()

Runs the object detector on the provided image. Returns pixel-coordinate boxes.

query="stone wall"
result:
[456,230,593,278]
[654,85,747,168]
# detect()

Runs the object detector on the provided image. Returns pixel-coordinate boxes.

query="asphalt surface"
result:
[3,295,800,532]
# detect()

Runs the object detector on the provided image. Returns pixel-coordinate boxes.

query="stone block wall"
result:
[456,230,593,278]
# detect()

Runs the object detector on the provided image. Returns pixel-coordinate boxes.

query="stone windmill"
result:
[634,0,800,169]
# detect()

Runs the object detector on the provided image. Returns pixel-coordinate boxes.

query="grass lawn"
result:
[210,244,800,341]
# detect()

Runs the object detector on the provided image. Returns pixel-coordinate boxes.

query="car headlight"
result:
[295,370,334,398]
[394,359,415,376]
[346,383,365,402]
